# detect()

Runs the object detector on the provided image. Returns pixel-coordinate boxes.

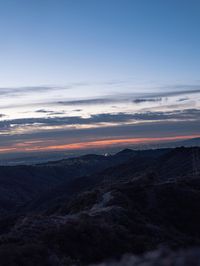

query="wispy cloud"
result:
[35,109,66,115]
[177,97,189,102]
[0,82,200,154]
[133,97,162,103]
[1,83,200,111]
[57,98,115,106]
[0,86,58,97]
[1,109,200,133]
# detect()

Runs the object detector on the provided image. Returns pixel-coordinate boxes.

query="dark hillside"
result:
[0,147,199,265]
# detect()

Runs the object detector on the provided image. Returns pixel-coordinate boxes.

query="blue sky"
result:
[0,0,200,155]
[0,0,199,86]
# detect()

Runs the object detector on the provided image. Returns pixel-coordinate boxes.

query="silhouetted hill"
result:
[0,150,139,214]
[0,147,199,265]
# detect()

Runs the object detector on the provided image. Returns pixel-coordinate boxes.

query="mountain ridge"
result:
[0,147,200,265]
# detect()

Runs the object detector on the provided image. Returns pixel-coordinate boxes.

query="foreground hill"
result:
[0,147,199,265]
[0,150,141,214]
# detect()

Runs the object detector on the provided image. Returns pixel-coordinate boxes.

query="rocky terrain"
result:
[93,248,200,266]
[0,147,199,265]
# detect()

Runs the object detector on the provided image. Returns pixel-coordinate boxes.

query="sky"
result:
[0,0,200,155]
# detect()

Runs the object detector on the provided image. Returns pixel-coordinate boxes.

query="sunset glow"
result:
[1,135,200,154]
[0,0,199,159]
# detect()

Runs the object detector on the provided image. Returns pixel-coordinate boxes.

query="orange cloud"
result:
[1,134,199,154]
[37,135,200,151]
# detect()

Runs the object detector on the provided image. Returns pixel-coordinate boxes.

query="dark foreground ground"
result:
[0,147,200,265]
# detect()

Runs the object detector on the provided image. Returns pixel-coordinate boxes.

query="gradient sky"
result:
[0,0,200,155]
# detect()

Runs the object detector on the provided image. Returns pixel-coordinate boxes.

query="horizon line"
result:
[0,134,200,154]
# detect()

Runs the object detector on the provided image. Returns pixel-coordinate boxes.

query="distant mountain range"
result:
[0,146,200,265]
[1,137,200,166]
[152,137,200,148]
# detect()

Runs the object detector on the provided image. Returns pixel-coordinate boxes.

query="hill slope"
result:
[0,147,199,265]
